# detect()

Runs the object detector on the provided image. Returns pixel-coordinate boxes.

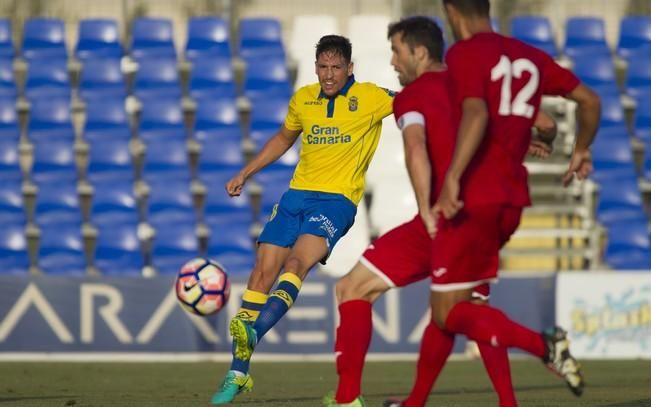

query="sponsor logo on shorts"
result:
[269,204,278,221]
[308,214,338,238]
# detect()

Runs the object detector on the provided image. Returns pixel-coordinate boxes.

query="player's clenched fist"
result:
[225,173,246,196]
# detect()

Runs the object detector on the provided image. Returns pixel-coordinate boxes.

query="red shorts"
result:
[361,215,490,299]
[430,205,522,292]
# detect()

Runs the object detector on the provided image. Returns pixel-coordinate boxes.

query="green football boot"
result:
[210,370,254,405]
[322,392,367,407]
[230,317,258,361]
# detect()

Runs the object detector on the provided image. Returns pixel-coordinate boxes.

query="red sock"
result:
[445,301,545,359]
[403,321,454,407]
[477,343,518,407]
[335,300,372,403]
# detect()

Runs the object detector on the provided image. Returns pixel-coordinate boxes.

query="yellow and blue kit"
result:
[258,75,394,257]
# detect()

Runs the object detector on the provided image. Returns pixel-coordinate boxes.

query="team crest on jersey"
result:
[348,96,358,112]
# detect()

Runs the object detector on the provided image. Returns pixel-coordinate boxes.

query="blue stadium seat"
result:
[571,54,619,96]
[130,18,176,60]
[198,137,244,178]
[0,179,24,224]
[256,148,298,220]
[188,57,237,100]
[133,57,181,101]
[0,222,28,274]
[0,138,20,181]
[22,18,67,60]
[208,222,254,274]
[634,94,651,144]
[491,16,500,33]
[95,222,143,275]
[244,57,292,101]
[32,142,77,184]
[38,223,85,275]
[27,98,74,143]
[249,97,289,147]
[194,97,241,141]
[152,222,198,273]
[596,176,645,226]
[147,179,195,226]
[88,139,132,183]
[238,18,285,61]
[138,98,185,143]
[24,58,70,100]
[604,218,651,270]
[592,127,636,178]
[204,186,252,227]
[79,58,126,101]
[511,15,558,57]
[0,59,16,98]
[564,17,610,58]
[91,179,138,226]
[35,182,81,226]
[625,53,651,98]
[617,16,651,60]
[76,19,123,61]
[185,17,231,61]
[0,96,19,141]
[0,19,13,59]
[430,16,448,51]
[605,249,651,270]
[142,140,190,183]
[599,94,626,128]
[84,98,130,142]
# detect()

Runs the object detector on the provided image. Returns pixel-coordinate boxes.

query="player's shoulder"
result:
[353,81,397,98]
[293,83,322,100]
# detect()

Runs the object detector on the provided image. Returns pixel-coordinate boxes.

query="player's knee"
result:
[432,308,449,330]
[283,257,307,279]
[335,274,362,303]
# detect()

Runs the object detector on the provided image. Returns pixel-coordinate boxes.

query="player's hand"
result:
[420,207,438,239]
[434,175,464,219]
[528,138,553,159]
[225,173,246,196]
[562,149,592,187]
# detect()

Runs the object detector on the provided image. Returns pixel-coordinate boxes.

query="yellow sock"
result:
[236,289,268,322]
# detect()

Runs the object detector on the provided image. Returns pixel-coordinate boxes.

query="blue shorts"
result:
[258,189,357,263]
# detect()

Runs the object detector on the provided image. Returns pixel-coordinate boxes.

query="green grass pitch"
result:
[0,360,649,406]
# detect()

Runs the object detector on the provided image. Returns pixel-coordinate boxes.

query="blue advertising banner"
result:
[0,274,554,356]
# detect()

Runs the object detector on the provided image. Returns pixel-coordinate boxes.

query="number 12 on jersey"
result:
[491,55,539,119]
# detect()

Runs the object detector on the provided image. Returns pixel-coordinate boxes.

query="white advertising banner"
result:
[556,272,651,359]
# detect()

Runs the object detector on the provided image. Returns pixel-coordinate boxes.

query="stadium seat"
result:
[185,16,231,61]
[32,141,77,184]
[243,57,292,101]
[599,94,626,128]
[87,139,132,183]
[84,98,130,142]
[27,98,74,143]
[564,17,611,58]
[348,15,392,60]
[130,18,176,60]
[256,148,298,220]
[152,222,199,273]
[592,127,636,178]
[208,222,254,274]
[249,97,289,147]
[188,57,237,100]
[0,58,16,98]
[91,179,138,226]
[238,18,285,60]
[193,97,241,141]
[142,140,191,183]
[604,218,651,270]
[38,223,85,274]
[510,15,558,57]
[596,176,645,225]
[571,54,619,96]
[0,138,20,181]
[617,16,651,60]
[79,58,126,101]
[0,179,25,224]
[370,176,417,235]
[133,57,182,101]
[605,249,651,270]
[147,179,195,226]
[0,222,28,274]
[0,19,13,59]
[24,58,71,100]
[290,15,339,89]
[197,137,244,177]
[34,181,82,226]
[138,98,186,143]
[94,222,143,275]
[0,96,19,141]
[22,18,67,60]
[634,94,651,144]
[75,19,123,61]
[624,53,651,98]
[204,186,252,227]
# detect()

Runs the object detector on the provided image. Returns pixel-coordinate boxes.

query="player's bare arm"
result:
[402,123,436,237]
[225,125,301,196]
[529,110,557,159]
[561,84,601,186]
[436,97,488,219]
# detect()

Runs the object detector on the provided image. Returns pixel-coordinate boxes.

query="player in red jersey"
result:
[324,17,558,407]
[404,0,600,402]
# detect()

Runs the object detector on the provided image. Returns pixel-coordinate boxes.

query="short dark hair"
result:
[315,35,352,63]
[443,0,490,17]
[387,16,444,62]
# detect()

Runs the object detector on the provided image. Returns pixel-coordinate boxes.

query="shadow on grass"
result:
[0,395,77,404]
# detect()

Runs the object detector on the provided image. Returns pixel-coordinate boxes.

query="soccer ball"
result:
[175,258,230,316]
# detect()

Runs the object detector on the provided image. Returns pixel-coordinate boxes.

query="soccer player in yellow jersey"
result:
[210,35,394,405]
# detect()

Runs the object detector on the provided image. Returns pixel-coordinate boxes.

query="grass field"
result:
[0,359,650,406]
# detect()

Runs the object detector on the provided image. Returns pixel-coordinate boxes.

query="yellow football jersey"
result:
[283,76,394,205]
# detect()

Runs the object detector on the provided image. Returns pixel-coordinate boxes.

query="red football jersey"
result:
[393,71,456,204]
[446,32,580,207]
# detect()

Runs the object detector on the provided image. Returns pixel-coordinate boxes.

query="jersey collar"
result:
[318,74,356,99]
